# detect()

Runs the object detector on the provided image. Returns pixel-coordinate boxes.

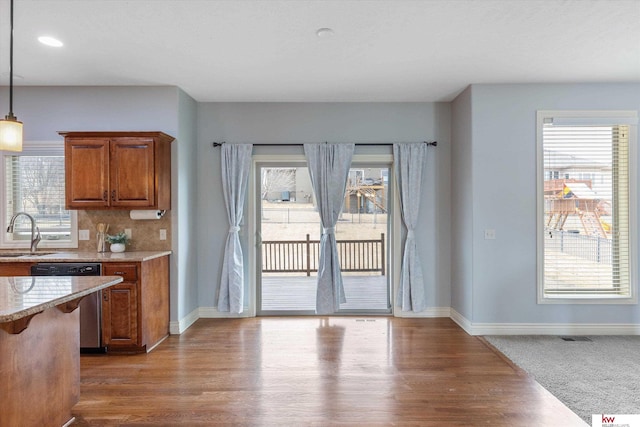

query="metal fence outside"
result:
[545,229,612,264]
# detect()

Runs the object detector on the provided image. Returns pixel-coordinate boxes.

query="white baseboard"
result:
[168,306,250,335]
[394,306,451,318]
[171,305,640,336]
[449,309,640,336]
[449,309,473,333]
[169,307,199,335]
[199,306,253,318]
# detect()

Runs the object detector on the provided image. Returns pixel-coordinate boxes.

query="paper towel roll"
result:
[129,210,165,220]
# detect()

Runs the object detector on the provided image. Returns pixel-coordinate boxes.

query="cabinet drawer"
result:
[0,263,34,276]
[104,263,138,282]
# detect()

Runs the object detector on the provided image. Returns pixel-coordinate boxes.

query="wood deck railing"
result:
[262,233,385,276]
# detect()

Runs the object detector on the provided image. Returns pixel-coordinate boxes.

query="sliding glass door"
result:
[256,159,391,315]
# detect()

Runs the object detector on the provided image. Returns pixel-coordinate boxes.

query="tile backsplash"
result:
[78,210,171,252]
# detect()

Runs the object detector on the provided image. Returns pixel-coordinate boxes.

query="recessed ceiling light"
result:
[316,28,334,38]
[38,36,63,47]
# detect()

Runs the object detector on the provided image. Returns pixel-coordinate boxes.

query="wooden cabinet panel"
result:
[0,305,79,427]
[110,138,155,207]
[140,256,169,350]
[102,283,138,346]
[102,263,139,350]
[0,263,33,276]
[64,139,110,208]
[60,132,173,210]
[101,257,168,353]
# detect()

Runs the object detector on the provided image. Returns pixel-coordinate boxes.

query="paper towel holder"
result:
[129,210,166,220]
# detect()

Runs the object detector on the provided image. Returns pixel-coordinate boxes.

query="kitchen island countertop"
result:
[0,275,123,323]
[1,274,123,427]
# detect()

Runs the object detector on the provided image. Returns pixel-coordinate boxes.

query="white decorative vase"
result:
[110,243,126,253]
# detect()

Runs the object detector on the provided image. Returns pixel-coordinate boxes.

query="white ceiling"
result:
[1,0,639,102]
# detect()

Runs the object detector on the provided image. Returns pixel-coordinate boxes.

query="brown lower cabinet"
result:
[0,255,169,354]
[102,255,169,353]
[0,263,34,276]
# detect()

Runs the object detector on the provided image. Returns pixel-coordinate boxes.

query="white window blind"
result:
[540,116,633,299]
[1,143,77,248]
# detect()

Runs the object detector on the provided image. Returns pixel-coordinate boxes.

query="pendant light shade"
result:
[1,0,23,152]
[0,114,23,151]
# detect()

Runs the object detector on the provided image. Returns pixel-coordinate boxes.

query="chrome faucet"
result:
[6,212,41,253]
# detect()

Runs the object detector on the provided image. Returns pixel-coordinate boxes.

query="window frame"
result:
[536,110,638,304]
[0,141,78,249]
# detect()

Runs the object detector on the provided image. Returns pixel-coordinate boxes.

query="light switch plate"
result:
[124,228,132,239]
[79,229,90,240]
[159,229,167,240]
[484,229,496,240]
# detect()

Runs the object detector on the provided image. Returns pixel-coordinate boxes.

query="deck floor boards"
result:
[261,274,389,311]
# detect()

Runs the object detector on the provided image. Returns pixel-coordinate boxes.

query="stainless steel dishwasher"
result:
[31,262,104,353]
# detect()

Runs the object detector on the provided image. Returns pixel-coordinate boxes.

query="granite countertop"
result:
[0,275,123,323]
[0,250,171,263]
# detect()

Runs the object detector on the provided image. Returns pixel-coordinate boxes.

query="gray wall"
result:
[173,89,199,322]
[452,83,640,324]
[450,86,473,319]
[196,102,452,311]
[8,86,178,140]
[11,83,638,326]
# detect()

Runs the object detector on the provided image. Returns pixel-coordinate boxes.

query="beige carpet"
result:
[485,335,640,423]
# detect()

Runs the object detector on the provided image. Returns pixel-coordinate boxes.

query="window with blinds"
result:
[1,143,77,248]
[537,111,637,301]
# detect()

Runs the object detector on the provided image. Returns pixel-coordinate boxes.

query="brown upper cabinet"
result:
[60,132,174,210]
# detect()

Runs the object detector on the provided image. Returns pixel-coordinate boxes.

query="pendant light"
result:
[0,0,23,152]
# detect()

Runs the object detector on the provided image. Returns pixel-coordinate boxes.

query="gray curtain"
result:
[304,143,355,314]
[393,143,427,312]
[218,143,253,313]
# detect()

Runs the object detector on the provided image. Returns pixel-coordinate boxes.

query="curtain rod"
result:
[212,141,437,148]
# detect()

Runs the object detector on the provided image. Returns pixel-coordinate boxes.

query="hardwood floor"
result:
[72,317,586,426]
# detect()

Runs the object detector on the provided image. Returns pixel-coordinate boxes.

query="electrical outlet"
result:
[79,229,90,240]
[124,228,132,239]
[159,229,167,240]
[484,229,496,240]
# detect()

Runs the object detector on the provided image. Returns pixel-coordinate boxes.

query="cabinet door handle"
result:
[103,292,109,301]
[111,190,116,201]
[103,190,107,201]
[114,271,125,275]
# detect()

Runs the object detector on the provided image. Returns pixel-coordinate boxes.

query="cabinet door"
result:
[102,263,139,349]
[101,284,138,347]
[65,139,110,208]
[110,138,156,207]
